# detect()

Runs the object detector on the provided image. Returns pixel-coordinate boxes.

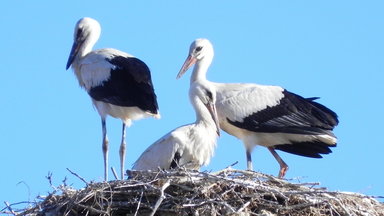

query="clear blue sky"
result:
[1,0,383,209]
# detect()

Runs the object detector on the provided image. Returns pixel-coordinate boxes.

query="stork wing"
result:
[132,126,190,170]
[216,83,338,135]
[81,49,159,114]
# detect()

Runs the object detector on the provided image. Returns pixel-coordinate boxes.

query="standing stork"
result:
[66,17,160,181]
[132,80,220,171]
[177,38,338,178]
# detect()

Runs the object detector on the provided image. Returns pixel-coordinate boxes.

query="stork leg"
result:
[268,147,288,178]
[246,149,253,171]
[101,118,109,181]
[119,123,127,180]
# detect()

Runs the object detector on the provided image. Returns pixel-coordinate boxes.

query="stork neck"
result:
[195,113,214,130]
[192,100,214,129]
[80,38,97,58]
[80,44,93,58]
[72,40,95,69]
[191,58,211,84]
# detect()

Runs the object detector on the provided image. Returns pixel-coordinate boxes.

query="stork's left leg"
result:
[102,118,109,181]
[119,123,127,180]
[268,147,288,178]
[246,149,253,171]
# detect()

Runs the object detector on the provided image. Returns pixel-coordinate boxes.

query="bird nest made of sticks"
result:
[8,168,384,216]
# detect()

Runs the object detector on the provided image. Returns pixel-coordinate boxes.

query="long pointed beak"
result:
[176,54,196,79]
[205,101,221,136]
[66,38,84,70]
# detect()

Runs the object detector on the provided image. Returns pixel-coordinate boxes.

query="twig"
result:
[327,201,342,216]
[111,167,119,180]
[330,196,352,216]
[237,201,251,213]
[295,182,321,187]
[149,180,170,216]
[1,202,30,214]
[75,203,108,215]
[183,201,209,208]
[225,161,239,169]
[66,168,88,186]
[134,190,144,216]
[16,181,31,203]
[62,176,68,187]
[280,201,325,211]
[4,202,16,216]
[46,172,53,187]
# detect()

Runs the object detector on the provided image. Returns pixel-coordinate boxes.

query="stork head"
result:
[66,17,101,70]
[190,81,220,136]
[177,38,214,79]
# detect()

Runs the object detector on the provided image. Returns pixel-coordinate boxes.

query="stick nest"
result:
[11,169,384,216]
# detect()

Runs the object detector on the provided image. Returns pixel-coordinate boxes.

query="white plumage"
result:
[214,83,285,122]
[177,38,338,178]
[133,81,220,171]
[66,17,160,180]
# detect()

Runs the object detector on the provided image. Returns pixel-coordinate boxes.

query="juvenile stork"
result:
[177,38,338,178]
[66,17,160,181]
[132,80,220,171]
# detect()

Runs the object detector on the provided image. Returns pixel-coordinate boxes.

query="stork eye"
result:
[196,46,203,52]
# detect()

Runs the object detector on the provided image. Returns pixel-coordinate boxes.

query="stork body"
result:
[177,38,338,178]
[133,81,220,171]
[66,17,160,180]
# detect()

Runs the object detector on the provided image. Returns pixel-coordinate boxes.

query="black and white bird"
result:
[66,17,160,181]
[177,38,338,178]
[132,80,220,171]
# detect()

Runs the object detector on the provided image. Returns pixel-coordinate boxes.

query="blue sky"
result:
[1,0,383,209]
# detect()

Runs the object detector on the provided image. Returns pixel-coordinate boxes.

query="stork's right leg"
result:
[246,149,253,171]
[268,147,288,178]
[102,118,109,181]
[119,123,127,180]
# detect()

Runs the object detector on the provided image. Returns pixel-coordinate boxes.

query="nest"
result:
[6,168,384,216]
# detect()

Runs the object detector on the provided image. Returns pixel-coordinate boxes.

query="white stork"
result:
[66,17,160,181]
[132,80,220,171]
[177,38,338,178]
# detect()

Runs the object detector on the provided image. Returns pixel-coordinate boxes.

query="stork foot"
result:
[278,165,289,179]
[268,147,289,179]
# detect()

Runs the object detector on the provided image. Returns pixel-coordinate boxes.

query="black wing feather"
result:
[274,141,335,158]
[228,90,338,135]
[89,56,159,114]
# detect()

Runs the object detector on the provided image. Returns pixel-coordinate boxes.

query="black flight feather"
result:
[227,90,338,135]
[88,56,159,115]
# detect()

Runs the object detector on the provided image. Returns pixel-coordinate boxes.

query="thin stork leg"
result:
[268,147,288,178]
[119,123,127,180]
[246,149,253,171]
[101,118,109,181]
